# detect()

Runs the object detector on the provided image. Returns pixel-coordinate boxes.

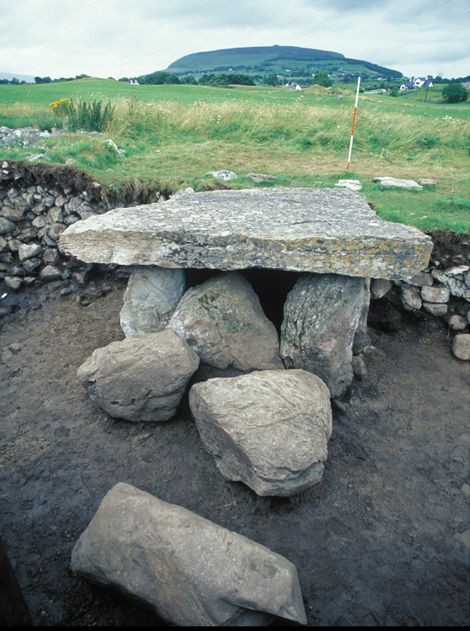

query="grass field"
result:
[0,79,469,233]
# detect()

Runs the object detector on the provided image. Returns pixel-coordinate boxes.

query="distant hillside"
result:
[165,45,402,80]
[0,72,35,83]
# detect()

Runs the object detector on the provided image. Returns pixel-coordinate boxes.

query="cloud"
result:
[0,0,468,78]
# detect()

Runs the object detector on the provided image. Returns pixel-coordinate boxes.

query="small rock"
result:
[401,285,422,311]
[18,242,42,261]
[247,173,277,183]
[421,285,450,304]
[352,355,367,380]
[370,278,392,300]
[71,483,307,626]
[4,277,22,291]
[406,271,433,287]
[40,265,62,281]
[422,302,447,317]
[206,169,237,181]
[43,248,60,265]
[452,334,470,361]
[77,330,200,422]
[0,217,16,235]
[335,179,362,192]
[449,314,467,332]
[419,178,437,187]
[190,369,332,496]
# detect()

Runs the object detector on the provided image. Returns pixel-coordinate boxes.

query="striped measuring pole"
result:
[346,76,361,172]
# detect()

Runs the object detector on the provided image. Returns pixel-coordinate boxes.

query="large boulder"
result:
[71,483,307,626]
[189,369,332,496]
[120,266,185,337]
[280,274,367,398]
[77,330,199,422]
[167,272,283,371]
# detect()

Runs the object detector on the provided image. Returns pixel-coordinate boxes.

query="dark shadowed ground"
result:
[0,277,469,627]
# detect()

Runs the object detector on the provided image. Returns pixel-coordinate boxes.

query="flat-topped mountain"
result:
[165,45,402,80]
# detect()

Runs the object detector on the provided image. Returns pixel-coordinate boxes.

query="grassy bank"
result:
[0,80,469,233]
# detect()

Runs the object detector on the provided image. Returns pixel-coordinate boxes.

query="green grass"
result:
[0,79,469,233]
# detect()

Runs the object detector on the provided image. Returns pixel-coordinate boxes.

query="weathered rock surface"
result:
[449,314,467,332]
[71,483,307,626]
[421,286,450,304]
[168,272,283,371]
[77,330,199,422]
[353,278,371,354]
[59,188,433,280]
[120,267,185,337]
[423,302,447,317]
[452,334,470,361]
[431,266,470,299]
[401,285,422,311]
[280,274,366,398]
[189,370,332,496]
[374,177,423,191]
[371,278,392,300]
[335,179,362,191]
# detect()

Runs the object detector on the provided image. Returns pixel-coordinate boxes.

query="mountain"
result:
[0,72,35,83]
[165,45,402,80]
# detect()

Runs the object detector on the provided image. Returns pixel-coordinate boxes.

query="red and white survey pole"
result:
[346,76,361,172]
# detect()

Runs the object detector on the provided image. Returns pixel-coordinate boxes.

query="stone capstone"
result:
[280,273,367,398]
[167,272,283,371]
[59,188,433,280]
[77,329,199,422]
[120,267,186,337]
[189,370,332,496]
[71,483,307,626]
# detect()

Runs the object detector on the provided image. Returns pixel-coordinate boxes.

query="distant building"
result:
[129,79,140,85]
[285,82,302,91]
[400,76,433,91]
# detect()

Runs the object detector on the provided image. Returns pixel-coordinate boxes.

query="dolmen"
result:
[62,188,432,625]
[60,187,432,497]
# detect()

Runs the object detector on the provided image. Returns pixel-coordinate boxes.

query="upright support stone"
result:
[280,274,367,398]
[353,278,371,354]
[120,266,185,337]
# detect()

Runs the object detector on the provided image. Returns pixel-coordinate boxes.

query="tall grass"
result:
[65,99,115,132]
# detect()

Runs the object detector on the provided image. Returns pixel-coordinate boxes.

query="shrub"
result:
[64,99,115,132]
[442,82,468,103]
[313,72,332,88]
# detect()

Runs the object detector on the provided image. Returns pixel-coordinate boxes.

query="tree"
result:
[442,82,468,103]
[313,72,332,87]
[263,73,279,86]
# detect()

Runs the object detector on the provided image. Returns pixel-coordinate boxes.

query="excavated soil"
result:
[0,276,469,627]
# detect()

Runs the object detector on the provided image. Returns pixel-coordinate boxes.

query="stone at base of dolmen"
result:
[189,370,332,496]
[77,330,199,422]
[120,267,185,337]
[71,483,307,626]
[168,271,283,371]
[281,274,367,398]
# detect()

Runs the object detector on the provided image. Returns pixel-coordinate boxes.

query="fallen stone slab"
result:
[335,179,362,191]
[120,267,185,337]
[168,272,283,371]
[373,177,423,191]
[190,370,332,496]
[71,483,307,626]
[77,329,199,422]
[59,188,433,280]
[281,274,367,398]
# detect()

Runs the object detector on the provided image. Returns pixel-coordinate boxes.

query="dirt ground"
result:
[0,275,469,627]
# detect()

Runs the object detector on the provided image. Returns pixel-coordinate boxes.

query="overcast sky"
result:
[0,0,469,79]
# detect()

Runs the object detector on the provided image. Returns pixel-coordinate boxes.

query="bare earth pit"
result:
[0,276,469,626]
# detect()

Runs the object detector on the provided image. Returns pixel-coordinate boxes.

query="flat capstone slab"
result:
[60,188,433,280]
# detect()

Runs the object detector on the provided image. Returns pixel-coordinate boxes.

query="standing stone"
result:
[71,483,307,626]
[189,370,332,497]
[168,272,283,371]
[77,330,199,422]
[370,278,392,300]
[120,267,185,337]
[280,274,366,398]
[452,334,470,361]
[353,278,371,354]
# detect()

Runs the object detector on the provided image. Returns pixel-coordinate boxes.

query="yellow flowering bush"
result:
[50,98,71,118]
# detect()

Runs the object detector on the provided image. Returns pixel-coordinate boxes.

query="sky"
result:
[0,0,469,79]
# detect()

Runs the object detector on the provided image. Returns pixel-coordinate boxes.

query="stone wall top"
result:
[60,187,433,279]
